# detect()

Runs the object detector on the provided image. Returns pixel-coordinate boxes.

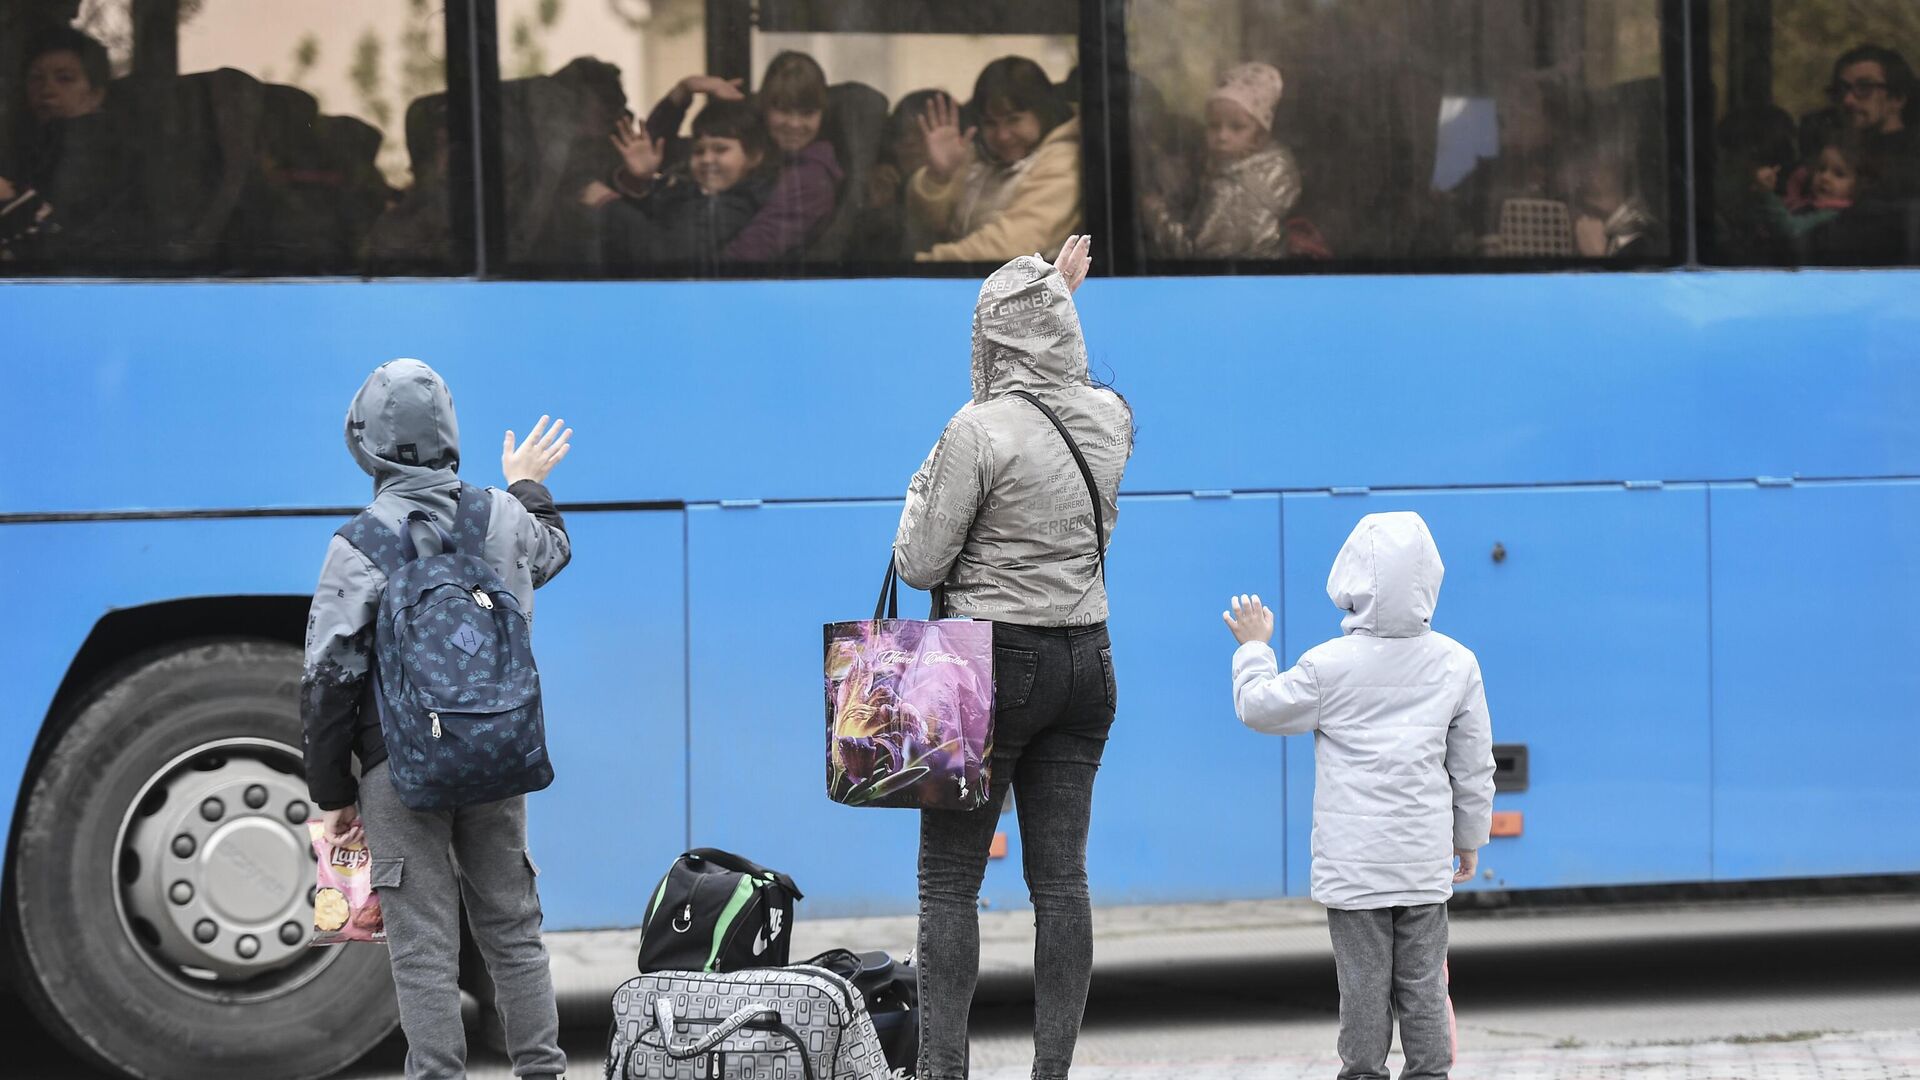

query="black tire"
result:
[8,640,400,1080]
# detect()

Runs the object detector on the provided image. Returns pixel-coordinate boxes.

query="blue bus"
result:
[4,0,1918,1077]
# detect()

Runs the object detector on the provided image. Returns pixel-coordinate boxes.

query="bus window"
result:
[494,0,1079,277]
[1123,0,1676,270]
[0,0,455,277]
[1705,1,1920,267]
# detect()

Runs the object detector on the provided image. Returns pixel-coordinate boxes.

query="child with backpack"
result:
[302,358,574,1080]
[1223,511,1494,1080]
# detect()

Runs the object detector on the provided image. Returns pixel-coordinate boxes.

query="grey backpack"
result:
[604,965,894,1080]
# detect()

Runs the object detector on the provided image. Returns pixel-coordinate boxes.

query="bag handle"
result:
[873,557,949,622]
[1008,390,1106,578]
[682,848,804,900]
[652,999,818,1080]
[399,510,456,561]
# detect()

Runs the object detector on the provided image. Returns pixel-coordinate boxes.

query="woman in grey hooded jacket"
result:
[893,236,1133,1080]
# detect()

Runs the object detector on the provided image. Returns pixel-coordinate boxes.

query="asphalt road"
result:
[8,895,1918,1079]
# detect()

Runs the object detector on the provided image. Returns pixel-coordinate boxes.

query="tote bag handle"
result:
[874,558,948,621]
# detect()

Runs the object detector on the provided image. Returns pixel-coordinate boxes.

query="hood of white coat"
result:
[1325,511,1443,638]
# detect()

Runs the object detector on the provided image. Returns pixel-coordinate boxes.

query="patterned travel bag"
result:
[603,965,894,1079]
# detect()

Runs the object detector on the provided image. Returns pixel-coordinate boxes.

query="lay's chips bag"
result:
[307,821,386,946]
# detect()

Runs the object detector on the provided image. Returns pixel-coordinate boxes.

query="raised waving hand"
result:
[502,415,573,486]
[918,95,977,183]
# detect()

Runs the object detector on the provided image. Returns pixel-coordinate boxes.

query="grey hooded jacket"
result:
[301,359,572,810]
[893,255,1133,626]
[1231,512,1496,909]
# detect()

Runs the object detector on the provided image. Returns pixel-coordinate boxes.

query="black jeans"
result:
[917,621,1117,1080]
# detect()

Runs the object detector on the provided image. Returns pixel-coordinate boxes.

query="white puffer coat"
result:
[1232,511,1495,909]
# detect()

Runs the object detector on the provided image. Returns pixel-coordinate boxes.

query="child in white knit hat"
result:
[1143,61,1304,259]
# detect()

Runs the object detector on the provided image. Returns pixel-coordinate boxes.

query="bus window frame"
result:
[475,0,1114,282]
[0,0,480,281]
[1104,0,1696,278]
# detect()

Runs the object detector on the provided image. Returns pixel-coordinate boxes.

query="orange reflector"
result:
[989,832,1009,859]
[1490,811,1523,837]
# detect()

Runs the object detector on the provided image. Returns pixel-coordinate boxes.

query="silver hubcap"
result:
[118,738,337,994]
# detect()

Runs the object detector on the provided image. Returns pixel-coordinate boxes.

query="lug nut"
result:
[280,922,304,946]
[200,798,225,822]
[172,835,197,858]
[307,886,316,906]
[236,935,260,959]
[244,785,269,809]
[193,920,218,944]
[285,800,310,825]
[169,881,194,905]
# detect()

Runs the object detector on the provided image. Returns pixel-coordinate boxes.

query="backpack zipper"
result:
[430,711,441,738]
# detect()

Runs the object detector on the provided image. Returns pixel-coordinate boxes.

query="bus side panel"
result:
[685,502,921,917]
[1709,480,1920,880]
[522,510,688,930]
[7,272,1920,516]
[1038,494,1288,907]
[0,518,331,847]
[1280,488,1714,893]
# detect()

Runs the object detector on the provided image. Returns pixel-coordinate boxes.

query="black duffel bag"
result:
[636,848,802,973]
[805,948,918,1076]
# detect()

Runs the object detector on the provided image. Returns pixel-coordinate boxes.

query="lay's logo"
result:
[329,846,371,873]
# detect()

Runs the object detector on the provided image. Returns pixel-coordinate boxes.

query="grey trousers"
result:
[359,761,566,1080]
[917,622,1117,1080]
[1325,904,1452,1080]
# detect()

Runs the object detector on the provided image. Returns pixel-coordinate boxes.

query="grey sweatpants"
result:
[359,761,566,1080]
[1326,903,1452,1080]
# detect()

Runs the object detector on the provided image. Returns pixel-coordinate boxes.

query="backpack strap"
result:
[1008,390,1107,578]
[450,483,493,556]
[334,510,409,578]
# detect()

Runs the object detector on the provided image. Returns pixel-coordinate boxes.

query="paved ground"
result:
[10,895,1918,1078]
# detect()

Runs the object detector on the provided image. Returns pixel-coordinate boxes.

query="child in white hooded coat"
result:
[1224,511,1494,1080]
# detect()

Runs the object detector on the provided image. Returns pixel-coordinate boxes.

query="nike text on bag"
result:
[604,966,892,1080]
[336,484,553,811]
[824,560,995,810]
[637,849,802,974]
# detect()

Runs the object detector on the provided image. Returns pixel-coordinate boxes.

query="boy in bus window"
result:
[637,51,841,264]
[304,360,574,1080]
[0,27,143,267]
[1224,511,1494,1080]
[853,89,953,261]
[1140,62,1301,260]
[1712,104,1799,265]
[909,57,1082,263]
[605,100,771,272]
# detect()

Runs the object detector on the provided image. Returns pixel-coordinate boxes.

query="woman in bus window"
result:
[909,57,1081,263]
[637,51,841,264]
[0,27,141,266]
[893,237,1130,1080]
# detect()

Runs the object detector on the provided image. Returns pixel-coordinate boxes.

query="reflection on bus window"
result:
[1124,0,1673,268]
[0,0,452,277]
[1708,2,1920,267]
[495,0,1078,277]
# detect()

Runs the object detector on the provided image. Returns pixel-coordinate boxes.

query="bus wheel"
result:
[8,640,400,1080]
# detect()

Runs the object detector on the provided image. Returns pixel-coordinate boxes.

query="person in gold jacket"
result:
[908,57,1081,263]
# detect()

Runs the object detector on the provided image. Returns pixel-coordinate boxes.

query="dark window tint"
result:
[0,0,453,277]
[495,0,1078,277]
[1123,0,1674,270]
[1704,1,1920,267]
